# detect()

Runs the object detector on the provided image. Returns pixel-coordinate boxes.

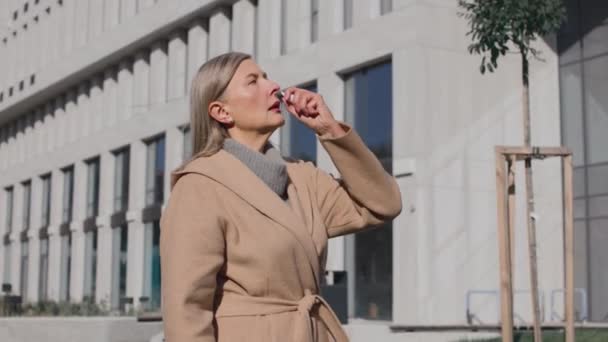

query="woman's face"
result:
[220,59,284,135]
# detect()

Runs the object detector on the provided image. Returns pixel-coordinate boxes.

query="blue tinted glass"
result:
[155,137,166,203]
[284,83,318,163]
[345,60,393,320]
[354,62,392,172]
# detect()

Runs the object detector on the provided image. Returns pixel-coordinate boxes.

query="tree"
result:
[458,1,566,341]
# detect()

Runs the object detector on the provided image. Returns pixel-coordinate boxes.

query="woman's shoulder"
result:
[170,155,223,190]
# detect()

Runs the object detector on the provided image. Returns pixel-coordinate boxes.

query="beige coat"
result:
[160,125,402,342]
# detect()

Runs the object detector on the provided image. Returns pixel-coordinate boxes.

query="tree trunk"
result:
[522,53,542,342]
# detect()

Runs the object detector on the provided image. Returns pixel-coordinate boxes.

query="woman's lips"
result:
[268,101,281,112]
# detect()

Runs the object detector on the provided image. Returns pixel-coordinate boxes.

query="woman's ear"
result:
[208,101,234,125]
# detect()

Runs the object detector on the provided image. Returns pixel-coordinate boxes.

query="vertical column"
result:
[17,117,25,165]
[47,170,64,301]
[104,0,120,30]
[89,76,104,133]
[8,122,17,167]
[0,190,5,285]
[186,19,208,92]
[49,1,61,63]
[27,177,42,303]
[33,108,44,158]
[353,0,375,27]
[10,185,23,296]
[167,31,187,101]
[133,50,150,115]
[231,0,256,56]
[62,0,76,55]
[89,0,104,39]
[23,114,33,163]
[74,0,90,48]
[149,40,168,106]
[138,0,155,11]
[69,161,87,302]
[284,0,312,53]
[0,127,6,171]
[208,8,232,58]
[103,68,118,128]
[74,82,90,142]
[95,151,114,306]
[117,59,134,121]
[15,24,25,90]
[255,0,281,62]
[120,0,137,21]
[33,11,42,72]
[126,140,145,308]
[50,97,64,151]
[63,90,77,146]
[5,36,12,97]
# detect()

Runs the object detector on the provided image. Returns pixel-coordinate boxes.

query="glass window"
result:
[343,0,353,30]
[380,0,392,15]
[5,187,13,232]
[60,234,72,301]
[589,219,608,321]
[86,158,100,218]
[558,0,582,65]
[38,238,49,301]
[144,221,161,310]
[145,136,166,206]
[3,244,11,284]
[589,196,608,219]
[84,229,98,301]
[20,240,29,297]
[281,83,318,163]
[41,175,51,227]
[111,224,128,310]
[344,60,393,320]
[584,55,608,164]
[62,167,74,224]
[22,181,31,230]
[311,0,319,42]
[581,0,608,59]
[588,163,608,196]
[182,126,192,161]
[345,61,393,173]
[574,167,586,199]
[113,148,130,212]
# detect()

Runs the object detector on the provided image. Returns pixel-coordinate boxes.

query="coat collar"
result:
[171,150,321,290]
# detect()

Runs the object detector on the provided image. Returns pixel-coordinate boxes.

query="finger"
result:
[284,88,297,104]
[305,99,318,117]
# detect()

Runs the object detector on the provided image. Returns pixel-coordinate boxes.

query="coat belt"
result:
[215,289,349,342]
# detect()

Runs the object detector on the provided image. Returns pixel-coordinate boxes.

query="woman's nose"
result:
[268,81,281,96]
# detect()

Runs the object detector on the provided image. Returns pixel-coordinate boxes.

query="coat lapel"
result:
[172,151,321,289]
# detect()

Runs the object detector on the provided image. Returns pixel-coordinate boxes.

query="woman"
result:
[160,52,402,342]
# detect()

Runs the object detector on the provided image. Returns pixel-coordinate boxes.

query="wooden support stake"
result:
[508,156,516,285]
[496,151,513,342]
[563,155,575,342]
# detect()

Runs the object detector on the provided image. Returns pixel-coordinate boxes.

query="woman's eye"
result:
[249,79,257,85]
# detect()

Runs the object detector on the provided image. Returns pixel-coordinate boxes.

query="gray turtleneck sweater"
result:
[222,138,289,199]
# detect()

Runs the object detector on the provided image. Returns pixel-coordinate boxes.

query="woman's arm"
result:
[278,87,401,237]
[315,123,402,237]
[160,174,225,342]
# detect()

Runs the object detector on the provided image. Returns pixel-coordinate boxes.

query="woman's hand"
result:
[281,87,345,139]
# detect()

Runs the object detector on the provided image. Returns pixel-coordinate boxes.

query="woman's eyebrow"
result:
[245,71,268,79]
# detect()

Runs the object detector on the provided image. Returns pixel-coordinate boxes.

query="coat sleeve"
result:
[315,123,402,238]
[160,173,225,342]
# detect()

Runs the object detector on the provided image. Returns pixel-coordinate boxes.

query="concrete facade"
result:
[0,0,574,340]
